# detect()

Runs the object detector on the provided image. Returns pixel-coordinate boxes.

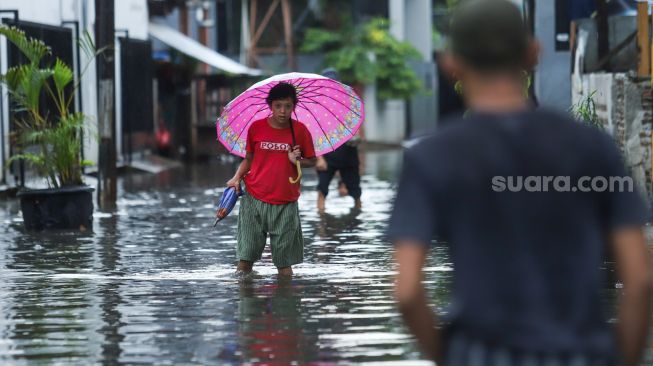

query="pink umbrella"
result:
[216,72,365,160]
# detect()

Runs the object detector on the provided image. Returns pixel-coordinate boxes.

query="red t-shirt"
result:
[244,119,316,204]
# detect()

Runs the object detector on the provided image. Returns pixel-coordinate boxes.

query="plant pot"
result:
[17,185,94,231]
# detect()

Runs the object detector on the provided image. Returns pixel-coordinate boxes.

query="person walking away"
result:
[225,83,316,277]
[316,68,364,211]
[388,1,652,365]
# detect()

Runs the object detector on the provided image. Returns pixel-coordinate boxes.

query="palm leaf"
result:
[52,58,73,95]
[23,68,53,112]
[2,65,26,91]
[8,152,45,166]
[0,25,49,65]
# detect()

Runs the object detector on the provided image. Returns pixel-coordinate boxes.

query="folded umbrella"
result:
[213,186,243,226]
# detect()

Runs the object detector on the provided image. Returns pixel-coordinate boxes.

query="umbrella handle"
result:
[289,161,302,184]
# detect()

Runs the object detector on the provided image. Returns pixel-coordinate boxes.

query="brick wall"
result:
[572,73,653,203]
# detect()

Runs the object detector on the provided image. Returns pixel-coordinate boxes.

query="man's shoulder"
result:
[403,135,449,170]
[406,117,469,158]
[531,108,616,150]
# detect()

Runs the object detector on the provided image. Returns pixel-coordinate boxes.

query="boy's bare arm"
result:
[394,242,442,363]
[227,153,253,193]
[612,226,653,366]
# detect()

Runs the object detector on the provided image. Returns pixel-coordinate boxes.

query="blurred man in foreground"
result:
[388,1,652,365]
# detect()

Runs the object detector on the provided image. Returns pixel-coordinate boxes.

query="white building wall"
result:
[404,0,435,138]
[376,0,407,144]
[78,0,99,169]
[534,0,572,111]
[115,0,148,40]
[404,0,431,62]
[365,0,408,144]
[0,0,149,181]
[0,0,66,26]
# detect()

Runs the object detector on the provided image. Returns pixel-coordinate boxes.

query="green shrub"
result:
[302,17,423,100]
[0,26,96,188]
[571,91,602,130]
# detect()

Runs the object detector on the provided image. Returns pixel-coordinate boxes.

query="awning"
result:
[148,22,262,76]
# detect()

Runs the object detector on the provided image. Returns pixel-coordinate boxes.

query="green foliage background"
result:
[302,17,423,100]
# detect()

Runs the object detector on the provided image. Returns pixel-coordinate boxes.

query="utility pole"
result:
[637,0,650,76]
[95,0,117,209]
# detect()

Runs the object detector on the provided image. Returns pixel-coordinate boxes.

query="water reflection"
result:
[317,208,363,240]
[236,278,311,364]
[97,215,124,365]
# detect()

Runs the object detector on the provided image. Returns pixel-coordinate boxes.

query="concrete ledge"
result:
[360,141,402,151]
[0,185,19,199]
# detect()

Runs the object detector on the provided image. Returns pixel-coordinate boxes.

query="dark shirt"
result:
[570,0,596,20]
[324,143,359,168]
[387,108,648,356]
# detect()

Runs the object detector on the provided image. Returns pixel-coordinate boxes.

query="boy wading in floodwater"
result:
[226,83,316,276]
[389,1,652,365]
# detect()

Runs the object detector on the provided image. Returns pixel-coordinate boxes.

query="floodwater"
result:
[0,149,446,365]
[0,148,650,365]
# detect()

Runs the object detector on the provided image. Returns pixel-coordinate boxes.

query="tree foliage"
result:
[302,17,423,100]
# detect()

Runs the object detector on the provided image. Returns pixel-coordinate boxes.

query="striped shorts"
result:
[236,193,304,268]
[445,332,614,366]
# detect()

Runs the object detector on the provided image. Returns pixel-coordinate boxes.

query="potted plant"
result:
[0,26,96,231]
[301,17,423,100]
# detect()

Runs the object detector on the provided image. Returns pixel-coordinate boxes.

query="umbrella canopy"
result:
[216,72,365,157]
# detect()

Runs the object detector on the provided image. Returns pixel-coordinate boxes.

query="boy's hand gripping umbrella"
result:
[213,185,243,227]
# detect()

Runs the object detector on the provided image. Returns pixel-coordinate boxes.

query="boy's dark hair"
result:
[266,82,298,106]
[450,0,530,73]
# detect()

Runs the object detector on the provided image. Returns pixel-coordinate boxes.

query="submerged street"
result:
[3,0,653,364]
[0,149,448,365]
[0,148,650,365]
